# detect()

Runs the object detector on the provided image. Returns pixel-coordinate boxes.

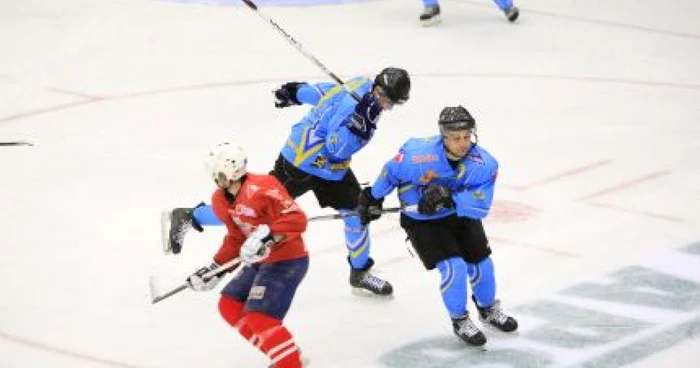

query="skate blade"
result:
[481,323,520,337]
[351,287,395,299]
[420,15,442,27]
[160,210,172,255]
[454,335,488,351]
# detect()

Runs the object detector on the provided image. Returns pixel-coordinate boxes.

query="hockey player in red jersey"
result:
[186,142,308,368]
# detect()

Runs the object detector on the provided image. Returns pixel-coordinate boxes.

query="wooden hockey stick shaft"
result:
[240,0,361,101]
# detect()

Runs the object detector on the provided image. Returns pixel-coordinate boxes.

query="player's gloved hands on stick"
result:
[240,224,275,265]
[347,92,382,140]
[273,82,305,108]
[418,184,454,215]
[186,261,222,291]
[357,187,384,226]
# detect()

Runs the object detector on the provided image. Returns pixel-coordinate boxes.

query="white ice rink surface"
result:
[1,0,700,367]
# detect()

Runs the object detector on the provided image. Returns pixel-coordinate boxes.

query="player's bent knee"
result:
[218,295,246,327]
[244,311,283,335]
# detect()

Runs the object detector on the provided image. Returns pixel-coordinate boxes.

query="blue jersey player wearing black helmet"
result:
[356,105,518,347]
[163,67,411,297]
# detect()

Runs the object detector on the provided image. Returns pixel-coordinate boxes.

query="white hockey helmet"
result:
[205,142,247,184]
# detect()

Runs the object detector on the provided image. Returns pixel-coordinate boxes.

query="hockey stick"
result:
[0,141,33,146]
[308,205,418,222]
[149,257,241,304]
[240,0,361,101]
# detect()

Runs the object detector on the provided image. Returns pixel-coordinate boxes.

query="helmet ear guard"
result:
[205,142,247,184]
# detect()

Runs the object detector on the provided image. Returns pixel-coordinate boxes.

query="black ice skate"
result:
[160,203,204,254]
[419,5,441,27]
[504,6,519,22]
[349,258,393,296]
[474,298,518,333]
[452,313,487,347]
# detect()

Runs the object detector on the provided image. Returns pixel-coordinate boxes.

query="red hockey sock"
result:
[245,312,302,368]
[218,296,259,346]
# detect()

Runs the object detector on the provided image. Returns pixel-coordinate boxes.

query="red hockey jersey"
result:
[211,173,308,265]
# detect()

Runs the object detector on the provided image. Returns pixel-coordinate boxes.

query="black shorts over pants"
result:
[271,155,361,210]
[400,214,492,270]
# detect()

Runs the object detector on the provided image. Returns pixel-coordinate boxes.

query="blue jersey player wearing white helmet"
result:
[356,105,518,346]
[163,67,411,297]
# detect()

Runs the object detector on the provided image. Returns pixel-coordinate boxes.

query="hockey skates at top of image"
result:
[419,0,519,27]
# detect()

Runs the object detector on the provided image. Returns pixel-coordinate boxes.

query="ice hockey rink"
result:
[1,0,699,367]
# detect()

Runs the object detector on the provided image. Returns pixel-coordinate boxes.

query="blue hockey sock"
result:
[468,257,496,308]
[192,204,223,226]
[423,0,439,7]
[492,0,513,12]
[436,257,468,319]
[341,210,370,269]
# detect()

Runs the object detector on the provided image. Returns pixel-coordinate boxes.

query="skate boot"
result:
[160,203,204,254]
[419,5,441,26]
[474,297,518,332]
[349,258,393,296]
[452,313,487,347]
[504,6,519,22]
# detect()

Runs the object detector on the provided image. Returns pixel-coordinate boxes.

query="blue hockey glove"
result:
[418,184,454,215]
[273,82,305,108]
[347,92,382,140]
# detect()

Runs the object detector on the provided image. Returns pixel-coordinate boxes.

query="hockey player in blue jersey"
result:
[163,67,411,296]
[356,105,518,346]
[419,0,519,26]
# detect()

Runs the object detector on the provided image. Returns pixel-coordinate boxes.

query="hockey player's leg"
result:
[246,312,303,368]
[419,0,441,26]
[437,257,487,346]
[468,257,518,333]
[218,295,260,344]
[492,0,519,22]
[218,266,260,343]
[244,259,309,368]
[342,211,393,296]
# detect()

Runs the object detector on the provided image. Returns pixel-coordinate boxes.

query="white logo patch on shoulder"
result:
[249,285,266,300]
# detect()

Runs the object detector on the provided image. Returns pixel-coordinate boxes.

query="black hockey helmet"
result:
[374,67,410,104]
[438,105,476,135]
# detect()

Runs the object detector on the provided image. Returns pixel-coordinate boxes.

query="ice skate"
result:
[160,204,203,254]
[349,258,393,296]
[475,298,519,333]
[452,313,487,347]
[419,5,441,27]
[505,6,519,22]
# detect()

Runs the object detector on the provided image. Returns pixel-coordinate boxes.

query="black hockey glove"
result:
[273,82,305,108]
[418,184,454,215]
[347,92,382,140]
[356,187,384,226]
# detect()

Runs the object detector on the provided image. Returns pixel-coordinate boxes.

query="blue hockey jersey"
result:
[370,136,498,220]
[280,76,378,181]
